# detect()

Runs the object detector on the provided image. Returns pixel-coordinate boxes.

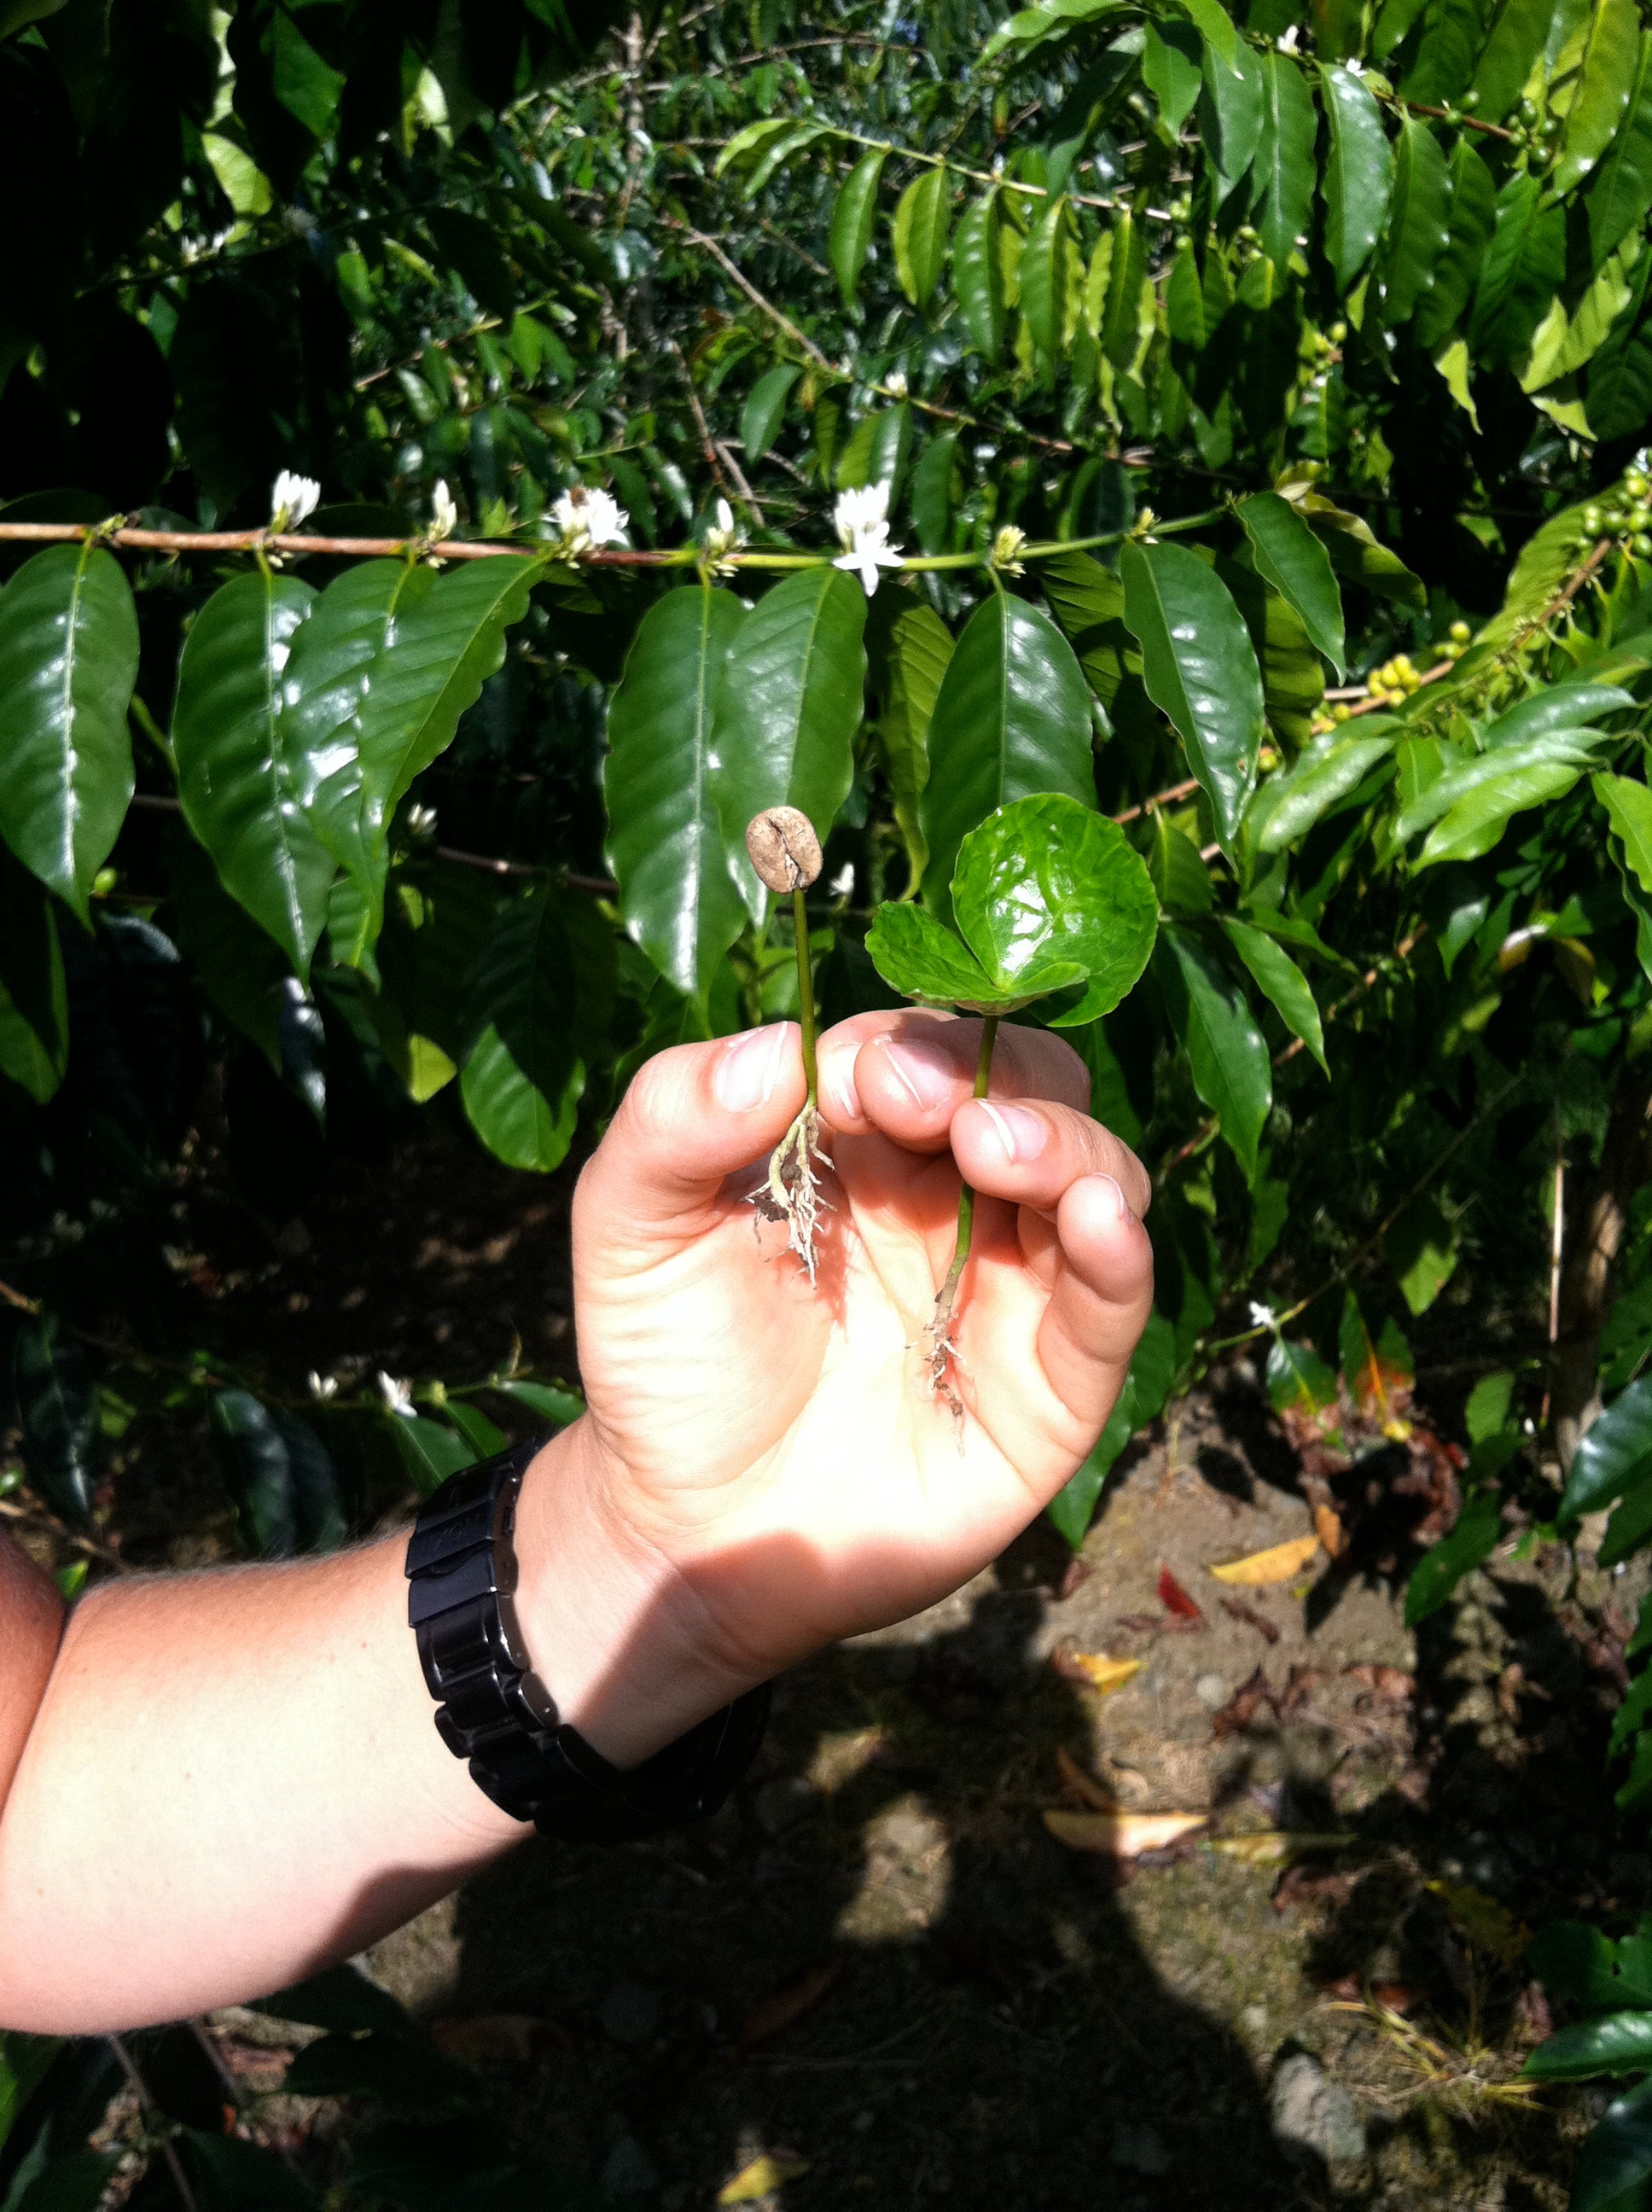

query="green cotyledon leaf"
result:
[864,899,1085,1011]
[951,793,1158,1026]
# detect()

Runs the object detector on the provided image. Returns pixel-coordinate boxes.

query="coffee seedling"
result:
[864,795,1158,1403]
[746,806,832,1281]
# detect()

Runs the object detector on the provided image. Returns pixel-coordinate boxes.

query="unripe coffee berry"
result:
[746,806,823,893]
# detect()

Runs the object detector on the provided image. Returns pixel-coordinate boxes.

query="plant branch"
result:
[108,2035,199,2212]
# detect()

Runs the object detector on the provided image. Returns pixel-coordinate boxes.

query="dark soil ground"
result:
[15,1113,1649,2211]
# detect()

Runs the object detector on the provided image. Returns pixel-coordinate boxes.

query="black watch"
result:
[404,1439,770,1845]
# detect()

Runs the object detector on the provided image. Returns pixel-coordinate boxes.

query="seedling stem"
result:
[923,1014,998,1400]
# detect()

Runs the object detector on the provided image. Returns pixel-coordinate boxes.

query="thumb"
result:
[574,1024,807,1243]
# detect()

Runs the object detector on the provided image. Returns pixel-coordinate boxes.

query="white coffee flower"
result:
[701,496,746,575]
[429,479,458,542]
[550,483,629,558]
[375,1370,415,1417]
[270,469,321,531]
[884,366,909,399]
[1248,1301,1279,1331]
[992,523,1028,576]
[832,480,904,597]
[306,1370,338,1401]
[828,860,855,899]
[1276,22,1300,50]
[405,803,439,838]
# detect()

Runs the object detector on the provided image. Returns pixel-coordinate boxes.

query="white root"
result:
[749,1103,834,1284]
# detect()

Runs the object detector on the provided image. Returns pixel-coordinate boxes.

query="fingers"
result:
[960,1173,1155,1484]
[816,1010,1091,1149]
[573,1026,806,1243]
[949,1096,1152,1221]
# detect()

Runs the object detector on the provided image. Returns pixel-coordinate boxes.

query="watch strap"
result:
[405,1438,769,1844]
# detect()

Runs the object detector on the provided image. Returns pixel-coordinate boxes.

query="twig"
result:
[1388,92,1517,142]
[108,2036,199,2212]
[1110,776,1200,827]
[0,1496,129,1571]
[0,1275,40,1313]
[434,844,617,895]
[669,341,733,494]
[1343,659,1453,718]
[716,439,766,527]
[1272,927,1428,1070]
[670,224,835,369]
[1542,1119,1565,1425]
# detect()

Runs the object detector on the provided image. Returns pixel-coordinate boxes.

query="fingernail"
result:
[1096,1173,1135,1224]
[978,1100,1047,1162]
[877,1032,957,1110]
[715,1024,789,1112]
[822,1055,863,1127]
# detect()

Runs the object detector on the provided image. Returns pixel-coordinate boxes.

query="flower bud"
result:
[746,807,823,894]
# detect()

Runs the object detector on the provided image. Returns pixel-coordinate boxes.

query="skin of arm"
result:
[0,1007,1153,2034]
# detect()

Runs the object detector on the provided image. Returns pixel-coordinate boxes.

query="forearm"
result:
[0,1419,743,2034]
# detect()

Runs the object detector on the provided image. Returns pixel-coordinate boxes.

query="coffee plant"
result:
[6,0,1652,2197]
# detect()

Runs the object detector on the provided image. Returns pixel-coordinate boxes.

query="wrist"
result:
[510,1418,762,1769]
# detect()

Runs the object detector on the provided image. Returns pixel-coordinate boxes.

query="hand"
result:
[515,1012,1153,1763]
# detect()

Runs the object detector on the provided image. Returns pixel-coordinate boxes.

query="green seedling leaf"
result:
[865,899,1085,1012]
[918,592,1094,918]
[1236,492,1346,677]
[1120,538,1263,850]
[0,544,138,924]
[951,793,1159,1026]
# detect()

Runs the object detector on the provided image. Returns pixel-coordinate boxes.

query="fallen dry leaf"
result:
[1312,1501,1347,1558]
[1428,1880,1531,1968]
[1208,1831,1354,1866]
[738,1960,842,2052]
[1056,1746,1120,1813]
[1157,1565,1206,1621]
[1211,1666,1278,1738]
[1219,1594,1280,1644]
[1210,1533,1321,1586]
[1345,1662,1416,1706]
[718,2150,811,2204]
[1057,1556,1093,1600]
[1051,1650,1143,1698]
[1043,1807,1207,1857]
[1273,1865,1356,1912]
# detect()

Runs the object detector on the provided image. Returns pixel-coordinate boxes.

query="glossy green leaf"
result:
[1215,553,1326,748]
[1405,1487,1502,1624]
[1471,0,1553,120]
[281,558,434,942]
[1597,773,1652,897]
[910,430,958,555]
[1199,38,1265,193]
[1254,51,1316,271]
[1317,61,1392,289]
[1173,0,1236,67]
[865,897,1083,1010]
[491,1378,584,1428]
[893,166,950,309]
[173,570,333,982]
[917,593,1095,917]
[0,544,138,924]
[1376,117,1453,329]
[1155,928,1270,1180]
[604,584,747,1006]
[1221,917,1326,1073]
[13,1309,96,1524]
[1522,235,1644,390]
[1470,172,1568,366]
[870,589,953,894]
[1021,195,1078,359]
[165,822,287,1071]
[210,1389,346,1558]
[1236,492,1346,677]
[1415,140,1498,349]
[1589,253,1652,434]
[387,1413,475,1495]
[951,793,1158,1026]
[1254,732,1396,853]
[1397,728,1607,841]
[1419,760,1589,866]
[715,567,867,923]
[1529,1921,1652,2011]
[1149,812,1214,915]
[1558,0,1642,194]
[1120,538,1264,851]
[954,189,1008,358]
[352,555,541,828]
[1039,550,1145,717]
[1143,19,1203,135]
[1294,492,1426,607]
[0,847,67,1103]
[1527,2011,1652,2079]
[459,890,596,1173]
[829,145,887,307]
[1387,1190,1459,1313]
[1399,0,1482,106]
[1099,210,1149,370]
[1589,32,1652,265]
[741,364,800,466]
[1560,1372,1652,1523]
[1566,2076,1652,2212]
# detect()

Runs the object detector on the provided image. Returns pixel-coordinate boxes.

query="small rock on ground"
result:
[1270,2052,1366,2165]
